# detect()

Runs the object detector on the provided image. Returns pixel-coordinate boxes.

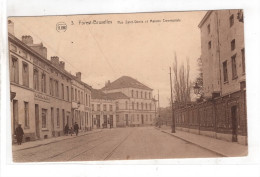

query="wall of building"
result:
[218,10,245,95]
[91,99,116,129]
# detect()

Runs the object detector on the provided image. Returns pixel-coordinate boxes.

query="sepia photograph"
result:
[7,9,248,163]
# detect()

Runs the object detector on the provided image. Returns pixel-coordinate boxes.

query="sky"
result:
[9,11,206,107]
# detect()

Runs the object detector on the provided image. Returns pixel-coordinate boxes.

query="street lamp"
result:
[193,82,200,95]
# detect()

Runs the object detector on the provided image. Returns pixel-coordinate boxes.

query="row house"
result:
[102,76,157,127]
[8,20,92,142]
[71,72,92,131]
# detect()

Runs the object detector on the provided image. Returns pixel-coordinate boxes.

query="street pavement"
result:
[12,127,221,162]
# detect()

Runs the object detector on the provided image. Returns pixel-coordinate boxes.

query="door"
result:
[35,104,40,139]
[96,115,100,128]
[103,115,107,128]
[13,100,18,135]
[125,114,129,126]
[62,109,65,131]
[109,115,113,128]
[51,107,54,136]
[141,115,144,124]
[231,106,238,142]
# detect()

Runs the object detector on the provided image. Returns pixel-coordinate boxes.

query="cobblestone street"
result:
[13,127,220,162]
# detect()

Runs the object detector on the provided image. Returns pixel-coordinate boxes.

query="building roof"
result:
[198,11,213,28]
[106,92,129,100]
[102,76,153,91]
[91,89,129,100]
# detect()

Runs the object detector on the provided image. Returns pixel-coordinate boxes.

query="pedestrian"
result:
[69,127,73,136]
[15,124,24,145]
[64,124,69,136]
[74,122,79,136]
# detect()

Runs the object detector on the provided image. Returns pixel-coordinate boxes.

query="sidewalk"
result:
[12,129,103,152]
[155,126,248,157]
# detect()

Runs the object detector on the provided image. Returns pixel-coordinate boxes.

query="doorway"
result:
[231,106,238,142]
[103,115,107,128]
[51,107,54,137]
[96,115,100,128]
[141,114,144,124]
[13,100,18,135]
[125,114,129,126]
[109,115,113,128]
[35,104,40,139]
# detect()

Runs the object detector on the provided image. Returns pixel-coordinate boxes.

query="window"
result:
[81,92,83,104]
[92,104,94,111]
[141,103,143,110]
[149,92,151,99]
[78,90,80,102]
[207,24,210,34]
[116,102,119,110]
[71,87,74,101]
[42,109,47,128]
[75,89,77,101]
[229,14,234,27]
[24,102,29,127]
[41,73,46,93]
[49,78,53,96]
[231,55,237,79]
[223,61,228,82]
[88,95,90,106]
[136,91,138,98]
[86,94,88,106]
[97,104,101,111]
[103,104,107,111]
[55,80,59,97]
[131,90,134,97]
[137,114,139,121]
[145,103,147,110]
[109,105,113,111]
[150,103,152,110]
[208,41,211,49]
[57,108,60,127]
[137,102,139,110]
[231,39,236,51]
[33,69,39,90]
[67,86,69,101]
[145,92,147,99]
[150,115,152,121]
[241,48,245,74]
[61,83,64,99]
[141,92,143,98]
[132,102,134,110]
[125,101,128,110]
[146,115,148,121]
[116,115,119,122]
[10,56,19,84]
[22,62,29,87]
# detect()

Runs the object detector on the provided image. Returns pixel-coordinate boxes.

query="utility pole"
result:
[170,67,175,133]
[158,90,161,128]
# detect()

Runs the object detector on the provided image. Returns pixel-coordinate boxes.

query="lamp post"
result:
[193,82,200,95]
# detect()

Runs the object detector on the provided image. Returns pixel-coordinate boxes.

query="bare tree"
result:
[172,53,191,106]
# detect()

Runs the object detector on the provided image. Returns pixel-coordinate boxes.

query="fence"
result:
[174,90,247,145]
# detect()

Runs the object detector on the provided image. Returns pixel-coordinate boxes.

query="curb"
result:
[13,130,102,152]
[154,127,227,157]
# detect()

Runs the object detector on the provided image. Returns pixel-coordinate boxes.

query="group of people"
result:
[14,122,80,145]
[64,122,79,136]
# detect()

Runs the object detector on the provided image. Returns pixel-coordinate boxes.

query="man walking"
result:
[74,122,79,136]
[15,124,24,145]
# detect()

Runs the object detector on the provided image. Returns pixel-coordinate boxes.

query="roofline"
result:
[103,86,153,91]
[198,11,213,28]
[9,33,92,90]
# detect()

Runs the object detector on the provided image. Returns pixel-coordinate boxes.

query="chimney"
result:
[22,35,33,45]
[51,56,60,65]
[59,61,65,69]
[105,80,111,87]
[8,20,14,35]
[76,72,81,81]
